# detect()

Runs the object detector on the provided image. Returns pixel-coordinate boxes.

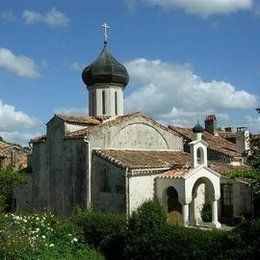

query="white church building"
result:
[16,26,254,228]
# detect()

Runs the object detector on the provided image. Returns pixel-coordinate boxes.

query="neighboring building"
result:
[0,140,29,170]
[15,30,255,227]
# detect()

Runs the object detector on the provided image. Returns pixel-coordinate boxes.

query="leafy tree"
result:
[0,166,27,212]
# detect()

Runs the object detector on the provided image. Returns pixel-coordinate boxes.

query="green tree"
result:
[0,166,27,212]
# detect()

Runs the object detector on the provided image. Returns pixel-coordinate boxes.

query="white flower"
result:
[71,237,78,243]
[42,235,46,239]
[49,244,54,247]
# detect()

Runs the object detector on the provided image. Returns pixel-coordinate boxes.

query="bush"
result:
[0,166,27,212]
[201,203,212,222]
[0,212,103,259]
[72,209,126,259]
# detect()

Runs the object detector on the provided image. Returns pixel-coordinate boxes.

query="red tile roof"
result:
[94,149,190,169]
[54,114,103,125]
[168,126,240,158]
[66,112,173,138]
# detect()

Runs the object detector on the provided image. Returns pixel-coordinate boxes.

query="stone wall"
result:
[91,153,126,214]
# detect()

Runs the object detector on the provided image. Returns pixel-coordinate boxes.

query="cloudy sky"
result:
[0,0,259,145]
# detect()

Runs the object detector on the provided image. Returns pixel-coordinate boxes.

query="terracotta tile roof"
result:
[93,149,190,169]
[159,161,251,180]
[30,135,47,143]
[168,126,241,158]
[66,112,173,138]
[218,131,236,139]
[208,160,250,176]
[0,141,30,170]
[55,114,103,125]
[160,166,191,179]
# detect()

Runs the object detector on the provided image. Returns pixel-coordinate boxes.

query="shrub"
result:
[72,209,126,259]
[201,203,212,222]
[0,212,103,259]
[0,166,27,212]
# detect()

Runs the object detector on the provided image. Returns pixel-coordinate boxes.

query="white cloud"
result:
[0,101,39,145]
[245,115,260,133]
[54,107,88,116]
[71,62,84,71]
[124,58,259,127]
[22,8,70,27]
[142,0,253,17]
[1,10,17,21]
[0,48,40,78]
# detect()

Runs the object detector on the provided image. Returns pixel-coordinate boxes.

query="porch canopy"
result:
[156,165,221,228]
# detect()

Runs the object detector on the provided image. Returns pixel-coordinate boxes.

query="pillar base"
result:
[212,221,221,228]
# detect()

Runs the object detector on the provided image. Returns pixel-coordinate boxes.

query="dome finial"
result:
[102,22,110,45]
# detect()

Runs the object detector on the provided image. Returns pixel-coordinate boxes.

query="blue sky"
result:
[0,0,259,145]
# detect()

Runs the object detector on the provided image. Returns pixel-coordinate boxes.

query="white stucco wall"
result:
[89,115,183,151]
[128,172,164,214]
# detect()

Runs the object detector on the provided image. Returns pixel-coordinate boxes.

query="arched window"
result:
[102,90,106,114]
[115,91,118,115]
[196,147,204,165]
[101,168,111,192]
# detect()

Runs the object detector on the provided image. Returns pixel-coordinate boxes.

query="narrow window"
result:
[91,91,95,115]
[101,168,111,193]
[102,90,106,114]
[115,91,118,115]
[196,147,204,165]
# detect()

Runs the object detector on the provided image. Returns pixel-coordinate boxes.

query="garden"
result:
[0,201,260,259]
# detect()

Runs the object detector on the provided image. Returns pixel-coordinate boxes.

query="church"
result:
[16,25,254,228]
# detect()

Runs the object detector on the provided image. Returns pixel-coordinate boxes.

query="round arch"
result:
[189,177,215,225]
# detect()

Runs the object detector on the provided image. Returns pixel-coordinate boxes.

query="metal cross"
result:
[102,22,110,44]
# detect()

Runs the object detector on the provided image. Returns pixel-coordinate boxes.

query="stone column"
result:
[212,199,221,228]
[182,203,189,227]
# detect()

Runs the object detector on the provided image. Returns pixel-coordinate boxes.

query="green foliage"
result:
[0,166,27,212]
[127,200,167,233]
[0,212,103,259]
[72,209,126,258]
[201,203,212,222]
[229,168,260,195]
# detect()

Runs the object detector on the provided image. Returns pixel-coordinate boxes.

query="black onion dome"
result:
[82,44,129,87]
[192,122,204,133]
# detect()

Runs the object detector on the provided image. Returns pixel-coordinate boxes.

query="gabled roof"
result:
[158,161,248,180]
[93,149,190,170]
[168,126,241,158]
[54,114,103,125]
[218,131,236,140]
[30,135,47,144]
[65,112,174,138]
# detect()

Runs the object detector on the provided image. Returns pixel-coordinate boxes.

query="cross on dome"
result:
[102,22,110,44]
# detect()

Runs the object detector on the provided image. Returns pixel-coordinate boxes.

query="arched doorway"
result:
[190,177,215,226]
[167,186,182,225]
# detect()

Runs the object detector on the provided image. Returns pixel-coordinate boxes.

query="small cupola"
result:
[82,23,129,118]
[189,122,208,168]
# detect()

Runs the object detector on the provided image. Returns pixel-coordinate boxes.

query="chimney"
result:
[236,127,250,154]
[204,114,217,135]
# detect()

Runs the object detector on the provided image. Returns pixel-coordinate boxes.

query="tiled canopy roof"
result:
[168,126,240,158]
[94,149,190,169]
